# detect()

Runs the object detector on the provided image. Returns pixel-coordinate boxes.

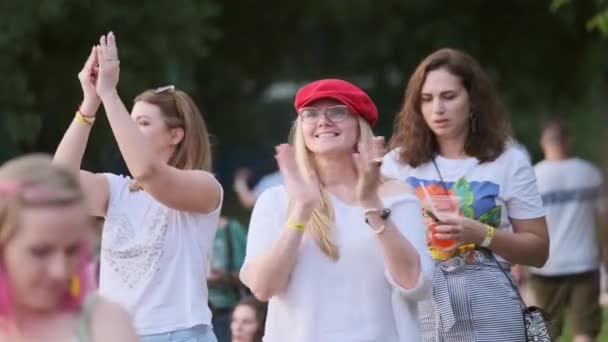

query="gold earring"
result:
[70,274,81,298]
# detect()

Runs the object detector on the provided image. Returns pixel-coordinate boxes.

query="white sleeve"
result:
[381,149,407,180]
[504,151,545,219]
[383,195,433,301]
[102,173,131,216]
[242,188,286,266]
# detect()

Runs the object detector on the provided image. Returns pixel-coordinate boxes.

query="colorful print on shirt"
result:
[407,176,501,260]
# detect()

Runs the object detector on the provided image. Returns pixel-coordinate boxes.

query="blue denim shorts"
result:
[140,325,217,342]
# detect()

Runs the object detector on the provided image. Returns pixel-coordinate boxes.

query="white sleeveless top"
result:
[99,174,222,335]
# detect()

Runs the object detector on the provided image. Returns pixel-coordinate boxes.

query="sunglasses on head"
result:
[153,85,175,93]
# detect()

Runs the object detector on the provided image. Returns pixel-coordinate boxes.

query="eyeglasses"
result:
[154,85,175,93]
[298,105,351,124]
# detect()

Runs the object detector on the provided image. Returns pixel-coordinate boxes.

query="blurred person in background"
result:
[240,79,433,342]
[233,168,283,209]
[230,297,267,342]
[208,216,248,342]
[53,32,223,341]
[601,181,608,307]
[528,119,607,342]
[0,155,137,342]
[383,48,549,341]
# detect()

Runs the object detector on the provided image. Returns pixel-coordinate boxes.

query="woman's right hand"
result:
[275,144,320,213]
[77,45,100,116]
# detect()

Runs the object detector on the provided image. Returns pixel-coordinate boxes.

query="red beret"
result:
[294,79,378,127]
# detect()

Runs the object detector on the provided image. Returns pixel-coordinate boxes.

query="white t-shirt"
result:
[382,146,545,261]
[530,158,606,276]
[99,174,223,335]
[243,186,433,342]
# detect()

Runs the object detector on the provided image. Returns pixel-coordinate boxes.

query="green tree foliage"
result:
[0,0,605,167]
[0,0,219,167]
[552,0,608,36]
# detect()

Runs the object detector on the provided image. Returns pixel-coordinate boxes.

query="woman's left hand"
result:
[354,136,385,206]
[433,214,487,251]
[96,32,120,99]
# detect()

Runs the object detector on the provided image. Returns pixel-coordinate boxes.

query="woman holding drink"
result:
[382,48,549,341]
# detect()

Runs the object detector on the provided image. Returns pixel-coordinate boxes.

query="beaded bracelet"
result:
[74,111,95,126]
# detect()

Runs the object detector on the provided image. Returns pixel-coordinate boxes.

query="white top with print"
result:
[99,173,222,335]
[382,146,545,261]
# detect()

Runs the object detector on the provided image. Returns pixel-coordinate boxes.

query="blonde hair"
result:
[0,154,91,314]
[0,154,83,243]
[289,117,376,260]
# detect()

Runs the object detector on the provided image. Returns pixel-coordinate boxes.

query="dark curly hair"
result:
[389,48,511,167]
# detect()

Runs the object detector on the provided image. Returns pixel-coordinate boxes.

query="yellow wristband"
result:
[487,225,495,238]
[287,221,305,233]
[480,224,495,248]
[74,111,95,126]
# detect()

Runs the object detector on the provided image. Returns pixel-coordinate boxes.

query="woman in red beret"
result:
[383,48,549,341]
[240,79,433,341]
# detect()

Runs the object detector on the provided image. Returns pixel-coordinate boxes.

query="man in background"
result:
[529,119,607,342]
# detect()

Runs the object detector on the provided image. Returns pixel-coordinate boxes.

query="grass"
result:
[558,309,608,341]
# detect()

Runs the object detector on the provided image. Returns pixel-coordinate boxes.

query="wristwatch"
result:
[364,208,391,224]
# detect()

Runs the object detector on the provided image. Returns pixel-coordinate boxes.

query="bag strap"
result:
[431,157,450,195]
[487,250,528,311]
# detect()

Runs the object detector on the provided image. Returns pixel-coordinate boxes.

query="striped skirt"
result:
[419,253,526,342]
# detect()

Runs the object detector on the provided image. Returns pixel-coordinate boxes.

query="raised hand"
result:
[95,32,120,98]
[77,46,100,116]
[275,144,320,210]
[353,136,385,206]
[234,167,252,183]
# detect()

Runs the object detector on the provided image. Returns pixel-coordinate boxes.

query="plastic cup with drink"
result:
[420,183,461,249]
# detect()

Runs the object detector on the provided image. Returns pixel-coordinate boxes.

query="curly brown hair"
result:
[389,48,511,167]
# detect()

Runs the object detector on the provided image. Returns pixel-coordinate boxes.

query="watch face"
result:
[381,208,391,219]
